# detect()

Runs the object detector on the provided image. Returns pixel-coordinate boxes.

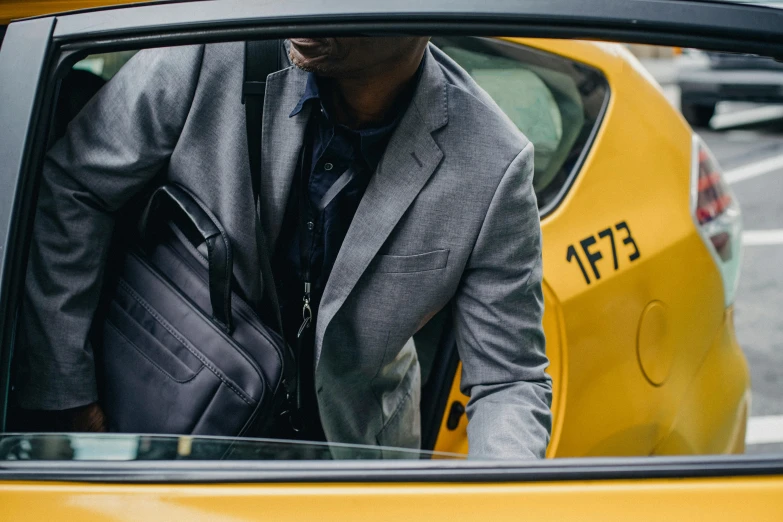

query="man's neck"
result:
[326,52,424,129]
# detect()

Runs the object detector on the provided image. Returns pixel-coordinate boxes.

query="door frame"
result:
[1,0,783,483]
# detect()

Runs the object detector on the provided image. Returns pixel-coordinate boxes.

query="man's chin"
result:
[289,49,329,75]
[291,60,318,73]
[289,38,343,75]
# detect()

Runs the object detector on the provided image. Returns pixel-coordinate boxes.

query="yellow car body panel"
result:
[433,38,750,458]
[654,308,750,455]
[0,0,145,25]
[2,477,783,521]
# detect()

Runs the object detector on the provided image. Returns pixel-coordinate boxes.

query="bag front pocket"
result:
[102,317,218,434]
[107,283,204,382]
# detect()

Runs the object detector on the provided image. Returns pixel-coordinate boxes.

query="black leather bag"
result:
[99,183,294,436]
[96,40,289,436]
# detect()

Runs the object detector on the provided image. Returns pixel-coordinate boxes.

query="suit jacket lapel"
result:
[260,64,311,247]
[315,47,449,359]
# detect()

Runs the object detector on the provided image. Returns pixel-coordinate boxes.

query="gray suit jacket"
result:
[17,42,552,459]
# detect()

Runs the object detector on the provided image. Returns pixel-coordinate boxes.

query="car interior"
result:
[5,36,610,452]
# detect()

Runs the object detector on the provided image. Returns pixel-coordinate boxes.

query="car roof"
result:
[0,0,187,25]
[4,0,783,61]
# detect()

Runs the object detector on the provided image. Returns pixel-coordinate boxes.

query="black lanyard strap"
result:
[295,121,359,319]
[296,125,314,340]
[295,134,359,341]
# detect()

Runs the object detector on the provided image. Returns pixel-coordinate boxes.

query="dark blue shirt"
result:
[272,71,417,439]
[285,72,402,299]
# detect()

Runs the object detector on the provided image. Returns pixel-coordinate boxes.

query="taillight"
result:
[692,134,743,306]
[696,150,733,225]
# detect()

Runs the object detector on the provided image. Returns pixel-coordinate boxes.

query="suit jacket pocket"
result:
[373,249,449,274]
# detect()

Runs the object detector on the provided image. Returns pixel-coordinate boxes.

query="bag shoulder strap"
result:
[244,40,283,199]
[243,40,285,334]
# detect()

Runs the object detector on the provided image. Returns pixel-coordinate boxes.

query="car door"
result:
[0,1,782,520]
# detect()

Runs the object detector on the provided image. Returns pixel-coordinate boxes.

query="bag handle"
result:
[139,184,234,333]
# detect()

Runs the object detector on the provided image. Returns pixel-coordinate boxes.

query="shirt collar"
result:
[289,71,322,119]
[288,59,425,170]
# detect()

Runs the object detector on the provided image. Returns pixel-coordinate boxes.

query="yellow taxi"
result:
[429,37,749,458]
[1,0,780,520]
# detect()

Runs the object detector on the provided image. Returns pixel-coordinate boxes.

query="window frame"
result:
[433,36,610,217]
[1,450,782,483]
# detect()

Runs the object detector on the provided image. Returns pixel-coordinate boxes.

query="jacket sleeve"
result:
[452,141,553,459]
[15,45,205,410]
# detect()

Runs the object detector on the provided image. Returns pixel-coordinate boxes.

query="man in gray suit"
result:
[15,37,552,458]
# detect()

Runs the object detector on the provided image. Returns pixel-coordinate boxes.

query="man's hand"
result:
[68,402,108,432]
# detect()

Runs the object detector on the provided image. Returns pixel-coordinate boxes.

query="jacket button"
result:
[324,162,333,171]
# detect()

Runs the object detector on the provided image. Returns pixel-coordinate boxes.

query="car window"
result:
[72,38,609,216]
[73,50,138,80]
[0,27,777,476]
[0,433,463,460]
[712,0,783,5]
[433,37,609,214]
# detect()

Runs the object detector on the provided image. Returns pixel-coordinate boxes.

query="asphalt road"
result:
[701,110,783,455]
